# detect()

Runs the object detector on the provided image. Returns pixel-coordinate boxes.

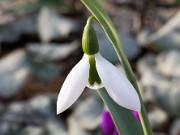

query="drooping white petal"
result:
[95,53,141,112]
[57,54,90,114]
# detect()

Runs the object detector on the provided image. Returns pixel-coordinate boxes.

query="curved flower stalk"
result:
[57,17,141,114]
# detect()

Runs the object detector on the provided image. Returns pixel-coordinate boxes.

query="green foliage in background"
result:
[2,0,77,13]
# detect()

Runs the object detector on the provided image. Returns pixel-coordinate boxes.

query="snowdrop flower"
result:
[57,17,141,114]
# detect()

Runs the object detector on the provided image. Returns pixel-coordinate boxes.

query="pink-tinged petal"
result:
[101,110,115,134]
[114,127,120,135]
[57,54,89,114]
[132,111,141,122]
[95,53,141,112]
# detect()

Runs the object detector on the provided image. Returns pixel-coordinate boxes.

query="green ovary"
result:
[88,55,101,86]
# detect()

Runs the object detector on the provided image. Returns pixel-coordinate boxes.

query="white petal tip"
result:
[132,100,141,113]
[134,107,141,113]
[56,100,67,115]
[57,110,61,115]
[56,103,63,114]
[57,111,60,115]
[57,107,61,114]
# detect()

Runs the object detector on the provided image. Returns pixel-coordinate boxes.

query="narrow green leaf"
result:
[98,88,144,135]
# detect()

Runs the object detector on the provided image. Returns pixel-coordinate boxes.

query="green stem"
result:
[80,0,153,135]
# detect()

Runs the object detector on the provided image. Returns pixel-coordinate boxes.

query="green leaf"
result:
[98,88,144,135]
[177,0,180,4]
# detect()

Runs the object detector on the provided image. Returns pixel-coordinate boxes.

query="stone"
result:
[156,8,178,25]
[138,10,180,50]
[0,67,30,98]
[68,118,93,135]
[0,122,22,135]
[32,62,60,81]
[157,50,180,77]
[170,119,180,135]
[137,53,156,74]
[46,119,67,135]
[137,28,154,46]
[8,101,28,113]
[28,94,55,117]
[119,33,141,60]
[112,8,141,33]
[69,97,103,130]
[0,15,36,42]
[27,40,79,61]
[138,51,180,116]
[3,101,44,125]
[153,83,180,116]
[95,25,141,63]
[148,108,168,129]
[0,49,31,98]
[37,8,80,42]
[0,49,31,75]
[140,69,163,87]
[20,126,47,135]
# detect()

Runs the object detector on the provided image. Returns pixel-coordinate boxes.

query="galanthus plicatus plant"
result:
[57,0,153,135]
[57,17,140,114]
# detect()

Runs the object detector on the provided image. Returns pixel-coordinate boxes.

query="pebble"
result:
[68,118,93,135]
[28,94,56,117]
[20,126,47,135]
[157,50,180,77]
[0,49,31,98]
[27,40,79,61]
[37,8,80,42]
[95,25,141,63]
[0,67,30,98]
[148,108,168,129]
[0,122,22,135]
[170,119,180,135]
[0,16,36,42]
[46,119,67,135]
[140,69,163,87]
[32,62,60,81]
[138,50,180,116]
[153,84,180,116]
[137,53,156,74]
[0,49,31,75]
[68,97,103,130]
[138,10,180,50]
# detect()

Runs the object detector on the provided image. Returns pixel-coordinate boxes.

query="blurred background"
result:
[0,0,180,135]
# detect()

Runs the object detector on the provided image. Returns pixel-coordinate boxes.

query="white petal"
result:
[95,53,141,112]
[57,54,90,114]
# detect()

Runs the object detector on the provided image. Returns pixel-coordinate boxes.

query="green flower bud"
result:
[82,16,99,55]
